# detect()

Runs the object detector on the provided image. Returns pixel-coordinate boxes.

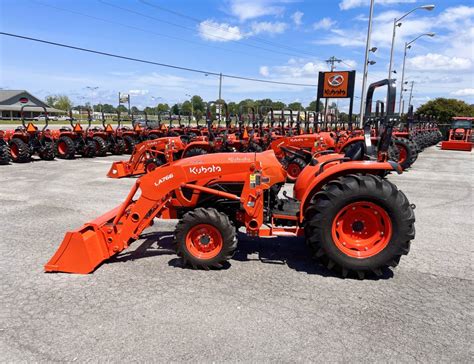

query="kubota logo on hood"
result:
[189,165,222,175]
[328,74,344,87]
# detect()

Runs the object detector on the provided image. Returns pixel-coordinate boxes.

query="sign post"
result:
[316,71,356,128]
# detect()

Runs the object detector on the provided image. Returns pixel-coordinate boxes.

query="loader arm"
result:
[46,151,286,273]
[107,137,186,178]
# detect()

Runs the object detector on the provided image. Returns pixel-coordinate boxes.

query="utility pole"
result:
[218,72,223,100]
[324,56,342,121]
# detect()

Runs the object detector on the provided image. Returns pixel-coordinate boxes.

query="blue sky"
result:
[1,0,473,112]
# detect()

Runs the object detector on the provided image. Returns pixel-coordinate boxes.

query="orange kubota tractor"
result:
[45,80,415,279]
[441,117,473,151]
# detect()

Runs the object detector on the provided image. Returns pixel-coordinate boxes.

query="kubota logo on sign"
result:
[328,74,344,87]
[189,165,222,175]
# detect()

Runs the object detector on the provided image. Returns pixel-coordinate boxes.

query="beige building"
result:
[0,90,64,120]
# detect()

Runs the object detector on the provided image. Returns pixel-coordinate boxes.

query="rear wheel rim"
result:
[10,143,18,158]
[58,141,67,155]
[185,224,223,260]
[397,144,408,163]
[331,201,392,258]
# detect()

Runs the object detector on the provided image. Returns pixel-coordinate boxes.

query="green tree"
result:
[288,102,303,111]
[131,106,140,114]
[117,105,128,113]
[171,103,180,115]
[190,95,205,113]
[156,103,170,113]
[271,101,286,110]
[45,94,73,111]
[238,99,256,114]
[181,100,193,115]
[305,100,324,111]
[100,104,116,113]
[228,102,239,115]
[416,98,474,123]
[143,106,155,115]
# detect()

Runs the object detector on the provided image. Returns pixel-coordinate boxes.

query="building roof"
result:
[0,90,65,113]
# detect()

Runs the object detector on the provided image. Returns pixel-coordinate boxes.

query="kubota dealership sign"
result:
[317,71,355,99]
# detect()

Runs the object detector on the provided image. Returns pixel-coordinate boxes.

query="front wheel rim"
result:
[185,224,223,260]
[287,163,302,178]
[331,201,392,258]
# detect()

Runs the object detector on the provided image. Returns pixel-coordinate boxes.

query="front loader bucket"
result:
[441,141,472,151]
[107,161,133,178]
[45,206,120,274]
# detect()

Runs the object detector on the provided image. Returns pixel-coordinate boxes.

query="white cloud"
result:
[407,53,472,71]
[228,0,284,21]
[437,6,474,24]
[291,11,304,26]
[198,20,244,42]
[451,88,474,97]
[339,0,416,11]
[128,89,149,96]
[313,17,336,30]
[259,66,270,77]
[250,21,287,35]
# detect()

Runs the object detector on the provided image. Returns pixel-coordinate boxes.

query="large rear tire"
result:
[93,136,108,156]
[56,136,75,159]
[304,174,415,279]
[9,138,31,163]
[393,138,414,170]
[39,140,56,160]
[174,208,237,269]
[111,138,126,155]
[0,141,10,165]
[123,135,136,154]
[183,147,208,158]
[81,140,97,158]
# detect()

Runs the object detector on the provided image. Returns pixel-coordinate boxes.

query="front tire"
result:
[174,208,237,269]
[304,174,415,278]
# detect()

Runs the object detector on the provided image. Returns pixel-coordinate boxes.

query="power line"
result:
[138,0,323,60]
[98,0,309,59]
[0,32,318,87]
[30,0,283,62]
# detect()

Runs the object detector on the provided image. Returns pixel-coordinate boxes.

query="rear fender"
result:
[296,160,401,221]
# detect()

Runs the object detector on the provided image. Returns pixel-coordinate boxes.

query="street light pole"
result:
[387,5,435,82]
[359,0,375,127]
[398,32,435,114]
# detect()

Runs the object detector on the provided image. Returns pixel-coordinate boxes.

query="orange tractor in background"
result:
[6,105,56,163]
[45,79,415,279]
[441,117,473,151]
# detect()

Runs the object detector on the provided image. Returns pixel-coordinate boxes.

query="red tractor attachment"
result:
[441,117,473,151]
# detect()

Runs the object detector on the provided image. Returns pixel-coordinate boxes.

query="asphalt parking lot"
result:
[1,147,472,362]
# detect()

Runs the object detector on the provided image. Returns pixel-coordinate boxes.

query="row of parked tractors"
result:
[0,103,442,180]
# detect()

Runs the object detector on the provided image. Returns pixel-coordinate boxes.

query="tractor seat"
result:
[344,141,366,161]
